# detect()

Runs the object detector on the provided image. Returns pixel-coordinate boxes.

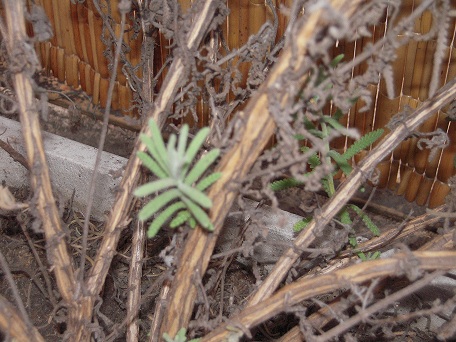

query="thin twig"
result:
[0,138,29,170]
[18,216,57,307]
[126,217,146,342]
[247,78,456,307]
[201,251,456,341]
[314,270,446,342]
[0,250,34,332]
[78,0,131,289]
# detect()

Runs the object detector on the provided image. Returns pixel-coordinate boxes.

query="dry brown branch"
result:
[126,218,146,342]
[279,223,455,342]
[1,0,75,307]
[201,250,456,341]
[247,78,456,307]
[158,0,369,336]
[338,205,445,258]
[312,270,447,342]
[0,138,29,170]
[0,294,44,342]
[56,0,228,339]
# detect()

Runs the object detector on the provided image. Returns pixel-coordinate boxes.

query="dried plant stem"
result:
[279,229,453,342]
[159,0,365,336]
[0,251,33,333]
[69,0,226,338]
[247,78,456,307]
[0,295,44,342]
[1,0,75,305]
[201,251,456,341]
[126,218,146,342]
[338,205,444,258]
[314,270,446,341]
[79,0,129,289]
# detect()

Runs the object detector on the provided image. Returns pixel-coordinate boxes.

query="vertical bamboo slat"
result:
[396,164,413,196]
[77,3,91,65]
[415,176,433,206]
[18,0,456,207]
[404,171,422,202]
[429,180,450,208]
[57,47,65,82]
[99,77,109,108]
[85,64,93,95]
[78,60,87,91]
[387,160,400,191]
[66,55,79,88]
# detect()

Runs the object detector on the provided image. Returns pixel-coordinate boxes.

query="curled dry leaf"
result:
[0,185,28,211]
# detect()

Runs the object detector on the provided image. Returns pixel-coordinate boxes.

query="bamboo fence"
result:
[26,0,456,208]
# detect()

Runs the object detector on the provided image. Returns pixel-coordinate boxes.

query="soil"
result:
[0,178,446,341]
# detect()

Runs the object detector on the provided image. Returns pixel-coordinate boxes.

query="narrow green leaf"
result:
[147,202,186,237]
[137,151,168,179]
[134,178,176,197]
[196,172,222,191]
[330,53,344,67]
[339,208,352,226]
[328,150,352,176]
[348,204,380,236]
[184,149,220,185]
[181,196,213,230]
[300,147,321,168]
[178,182,212,208]
[323,115,348,132]
[270,178,303,191]
[147,118,169,168]
[140,134,169,175]
[167,133,182,179]
[184,127,210,165]
[146,221,161,239]
[294,217,312,232]
[188,217,197,228]
[342,129,384,161]
[349,236,358,247]
[170,210,191,228]
[138,189,180,221]
[167,133,177,155]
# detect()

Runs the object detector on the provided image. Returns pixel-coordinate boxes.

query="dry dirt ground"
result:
[0,180,444,341]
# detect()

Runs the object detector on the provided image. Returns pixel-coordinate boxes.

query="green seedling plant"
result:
[271,53,383,259]
[271,126,384,233]
[134,119,221,238]
[271,127,384,259]
[163,327,200,342]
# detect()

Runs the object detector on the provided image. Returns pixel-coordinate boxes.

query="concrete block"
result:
[0,117,127,220]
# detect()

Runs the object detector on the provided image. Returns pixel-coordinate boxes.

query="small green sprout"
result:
[271,128,384,235]
[135,119,221,238]
[163,327,200,342]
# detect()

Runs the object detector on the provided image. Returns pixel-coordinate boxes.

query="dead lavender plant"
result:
[1,0,456,341]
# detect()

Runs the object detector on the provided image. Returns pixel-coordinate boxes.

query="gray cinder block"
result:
[0,116,127,220]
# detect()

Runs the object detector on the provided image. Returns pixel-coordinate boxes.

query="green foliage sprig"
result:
[270,54,384,253]
[163,328,200,342]
[271,128,384,259]
[134,119,221,238]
